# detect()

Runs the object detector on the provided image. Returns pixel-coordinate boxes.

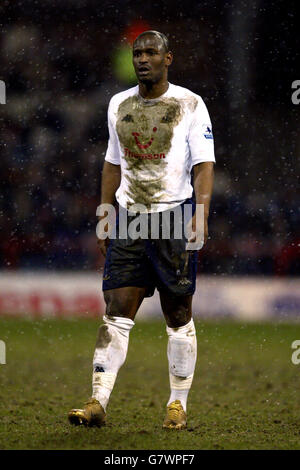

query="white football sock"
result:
[166,318,197,412]
[92,315,134,411]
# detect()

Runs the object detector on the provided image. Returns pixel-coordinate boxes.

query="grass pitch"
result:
[1,318,300,450]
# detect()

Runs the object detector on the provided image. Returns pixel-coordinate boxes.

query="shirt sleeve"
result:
[104,98,121,165]
[188,96,216,166]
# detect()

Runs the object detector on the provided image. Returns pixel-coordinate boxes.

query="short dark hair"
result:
[133,30,169,52]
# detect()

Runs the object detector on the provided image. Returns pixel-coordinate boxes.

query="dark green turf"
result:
[1,318,300,449]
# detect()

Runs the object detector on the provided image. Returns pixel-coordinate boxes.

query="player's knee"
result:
[167,305,191,328]
[104,292,128,318]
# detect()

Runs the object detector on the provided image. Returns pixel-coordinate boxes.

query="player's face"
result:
[133,35,170,84]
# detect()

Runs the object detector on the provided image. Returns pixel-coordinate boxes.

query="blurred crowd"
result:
[0,2,299,276]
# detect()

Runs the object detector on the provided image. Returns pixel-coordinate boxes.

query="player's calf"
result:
[68,315,134,427]
[92,315,134,411]
[163,318,197,429]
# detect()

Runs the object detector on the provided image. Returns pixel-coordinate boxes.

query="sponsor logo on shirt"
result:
[132,127,157,150]
[124,148,166,159]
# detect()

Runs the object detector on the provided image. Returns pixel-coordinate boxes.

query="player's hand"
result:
[97,237,110,257]
[186,214,208,250]
[203,217,209,245]
[96,214,112,257]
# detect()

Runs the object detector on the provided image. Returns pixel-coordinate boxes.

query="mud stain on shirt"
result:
[116,95,183,208]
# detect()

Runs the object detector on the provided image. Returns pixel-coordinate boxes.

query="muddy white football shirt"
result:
[105,82,215,213]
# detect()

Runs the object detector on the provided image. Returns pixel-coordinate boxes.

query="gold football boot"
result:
[162,400,187,430]
[68,398,106,427]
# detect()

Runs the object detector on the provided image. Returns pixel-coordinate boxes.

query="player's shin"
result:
[166,318,197,412]
[92,315,134,411]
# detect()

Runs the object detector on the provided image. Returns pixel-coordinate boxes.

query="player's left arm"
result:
[191,162,214,245]
[187,95,215,246]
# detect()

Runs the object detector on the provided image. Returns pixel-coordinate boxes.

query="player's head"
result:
[132,31,173,84]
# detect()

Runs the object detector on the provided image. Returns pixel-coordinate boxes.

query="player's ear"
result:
[165,51,173,66]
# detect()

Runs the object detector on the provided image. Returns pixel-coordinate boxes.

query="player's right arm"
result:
[100,161,121,207]
[97,162,121,257]
[97,97,121,257]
